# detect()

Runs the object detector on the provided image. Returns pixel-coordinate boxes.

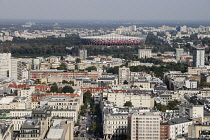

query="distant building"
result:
[118,66,130,85]
[79,49,87,60]
[32,58,40,70]
[138,49,152,59]
[193,47,205,67]
[176,47,184,60]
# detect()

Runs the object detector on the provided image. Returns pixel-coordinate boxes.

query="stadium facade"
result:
[80,33,146,45]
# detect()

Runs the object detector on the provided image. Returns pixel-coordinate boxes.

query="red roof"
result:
[8,83,30,89]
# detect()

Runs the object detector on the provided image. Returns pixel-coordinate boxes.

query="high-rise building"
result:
[11,59,22,80]
[118,66,130,84]
[129,112,160,140]
[79,49,87,60]
[193,46,205,67]
[0,53,11,78]
[138,49,152,59]
[176,46,184,60]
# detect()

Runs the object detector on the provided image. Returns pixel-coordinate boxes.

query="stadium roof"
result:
[80,33,146,39]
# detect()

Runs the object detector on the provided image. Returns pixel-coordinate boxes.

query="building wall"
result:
[160,124,170,140]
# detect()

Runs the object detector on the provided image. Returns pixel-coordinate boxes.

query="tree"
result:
[83,90,92,105]
[156,103,168,112]
[75,58,81,63]
[124,101,133,107]
[123,80,128,85]
[61,85,74,93]
[62,80,69,84]
[57,63,67,70]
[85,66,97,72]
[50,83,59,93]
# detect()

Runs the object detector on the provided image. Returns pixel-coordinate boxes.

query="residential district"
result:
[1,24,210,140]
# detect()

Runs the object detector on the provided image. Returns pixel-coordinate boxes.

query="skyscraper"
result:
[79,49,87,60]
[193,46,205,67]
[176,46,184,60]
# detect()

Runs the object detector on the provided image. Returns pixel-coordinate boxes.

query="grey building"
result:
[193,47,205,67]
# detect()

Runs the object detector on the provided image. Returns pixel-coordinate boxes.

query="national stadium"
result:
[80,33,146,45]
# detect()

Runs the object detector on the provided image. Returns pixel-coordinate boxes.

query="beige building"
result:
[188,124,210,138]
[0,97,31,110]
[107,91,154,108]
[129,112,160,140]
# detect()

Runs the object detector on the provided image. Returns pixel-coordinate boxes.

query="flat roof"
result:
[47,128,64,139]
[0,97,15,104]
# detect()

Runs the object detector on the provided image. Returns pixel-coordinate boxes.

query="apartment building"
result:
[129,112,160,140]
[107,91,154,108]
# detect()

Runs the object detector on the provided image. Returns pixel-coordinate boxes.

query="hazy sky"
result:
[0,0,209,21]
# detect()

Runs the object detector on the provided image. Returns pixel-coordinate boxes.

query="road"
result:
[75,108,99,140]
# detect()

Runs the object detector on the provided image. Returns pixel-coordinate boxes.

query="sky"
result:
[0,0,209,21]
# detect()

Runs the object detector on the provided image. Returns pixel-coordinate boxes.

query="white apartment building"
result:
[107,92,154,108]
[193,47,205,67]
[0,53,11,78]
[0,97,30,109]
[179,104,204,121]
[138,49,152,59]
[130,112,160,140]
[118,66,130,85]
[102,101,150,140]
[79,49,87,60]
[10,110,32,118]
[185,79,197,89]
[168,117,193,140]
[51,110,78,122]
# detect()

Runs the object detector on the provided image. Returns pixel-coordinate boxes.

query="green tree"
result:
[50,83,59,92]
[124,101,133,107]
[61,85,74,93]
[156,103,168,112]
[85,66,97,72]
[75,58,81,63]
[57,63,67,70]
[123,80,128,84]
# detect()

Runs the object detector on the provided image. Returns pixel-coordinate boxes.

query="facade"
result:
[118,66,130,85]
[138,49,152,59]
[160,124,170,140]
[107,92,154,108]
[79,49,87,60]
[29,70,99,80]
[193,47,205,67]
[130,112,160,140]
